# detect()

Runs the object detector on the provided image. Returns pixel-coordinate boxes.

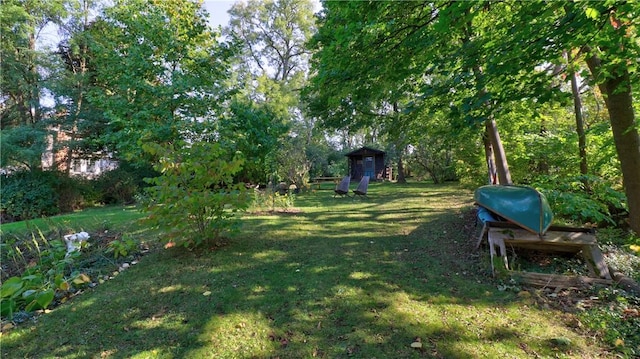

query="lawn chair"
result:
[352,176,369,198]
[333,176,351,198]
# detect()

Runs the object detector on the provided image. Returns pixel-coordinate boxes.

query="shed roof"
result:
[345,146,385,157]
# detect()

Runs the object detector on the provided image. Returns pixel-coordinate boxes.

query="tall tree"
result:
[50,0,104,174]
[1,0,67,169]
[225,0,319,185]
[506,1,640,233]
[226,0,315,83]
[86,0,234,164]
[1,0,65,128]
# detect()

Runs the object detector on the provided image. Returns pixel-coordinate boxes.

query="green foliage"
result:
[94,167,139,205]
[0,275,55,319]
[533,175,627,226]
[218,100,289,184]
[275,136,311,187]
[106,235,138,259]
[578,288,640,357]
[250,188,296,213]
[142,142,250,249]
[0,170,91,222]
[0,228,90,320]
[409,136,458,184]
[55,174,89,213]
[1,170,61,221]
[87,0,234,165]
[0,126,49,170]
[0,0,66,129]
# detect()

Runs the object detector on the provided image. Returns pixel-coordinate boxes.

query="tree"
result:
[217,100,289,184]
[226,0,315,83]
[503,1,640,233]
[306,2,526,184]
[226,0,321,185]
[1,0,67,169]
[86,0,234,164]
[142,141,250,248]
[49,0,107,174]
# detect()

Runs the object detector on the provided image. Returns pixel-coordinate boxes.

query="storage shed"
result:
[345,146,386,181]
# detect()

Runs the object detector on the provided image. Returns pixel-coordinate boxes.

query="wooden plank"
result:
[501,242,583,254]
[486,221,594,233]
[511,272,613,289]
[581,244,612,280]
[489,227,597,245]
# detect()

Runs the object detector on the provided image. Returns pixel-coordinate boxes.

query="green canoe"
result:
[474,185,554,236]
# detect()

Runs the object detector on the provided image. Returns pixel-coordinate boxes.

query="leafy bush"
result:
[0,170,91,222]
[0,229,91,320]
[532,175,627,226]
[250,188,296,213]
[56,175,89,212]
[1,170,61,221]
[142,142,250,249]
[106,235,139,259]
[94,167,138,205]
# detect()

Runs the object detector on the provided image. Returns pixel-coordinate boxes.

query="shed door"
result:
[364,156,374,178]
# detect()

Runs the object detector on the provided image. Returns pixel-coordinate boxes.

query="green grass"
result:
[1,205,145,234]
[2,182,615,358]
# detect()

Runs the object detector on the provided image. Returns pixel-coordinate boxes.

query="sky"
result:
[202,0,235,28]
[37,1,234,50]
[38,0,322,49]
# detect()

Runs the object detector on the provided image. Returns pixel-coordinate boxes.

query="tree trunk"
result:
[485,118,512,185]
[483,131,497,184]
[586,56,640,234]
[567,53,589,177]
[397,151,407,184]
[470,61,512,186]
[28,32,39,126]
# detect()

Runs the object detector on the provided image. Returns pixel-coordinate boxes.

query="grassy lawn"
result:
[1,182,615,358]
[0,205,146,234]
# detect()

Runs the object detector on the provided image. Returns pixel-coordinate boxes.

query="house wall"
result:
[348,154,386,181]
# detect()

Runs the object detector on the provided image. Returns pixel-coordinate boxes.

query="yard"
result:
[1,182,636,358]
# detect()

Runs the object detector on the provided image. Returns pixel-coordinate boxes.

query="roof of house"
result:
[344,146,386,157]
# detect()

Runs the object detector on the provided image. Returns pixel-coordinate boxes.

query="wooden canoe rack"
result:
[477,221,612,287]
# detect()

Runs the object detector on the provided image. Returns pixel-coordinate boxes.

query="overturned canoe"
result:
[474,185,554,236]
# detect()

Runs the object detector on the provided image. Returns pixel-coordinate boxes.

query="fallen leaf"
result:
[203,291,211,296]
[615,338,625,347]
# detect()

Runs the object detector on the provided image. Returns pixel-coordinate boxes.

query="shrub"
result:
[141,142,250,249]
[1,170,60,221]
[532,175,627,227]
[56,175,88,212]
[94,168,138,205]
[0,229,91,320]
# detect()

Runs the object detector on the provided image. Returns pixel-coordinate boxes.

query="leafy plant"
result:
[250,188,296,213]
[1,275,54,319]
[1,170,61,221]
[106,236,139,259]
[94,167,139,205]
[532,175,627,226]
[142,142,250,249]
[0,224,95,320]
[578,288,640,357]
